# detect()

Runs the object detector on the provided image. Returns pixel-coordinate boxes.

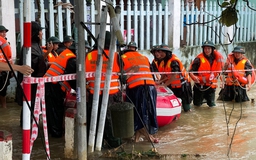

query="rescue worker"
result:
[0,25,12,108]
[120,47,159,143]
[86,31,122,148]
[42,36,61,65]
[56,35,74,54]
[189,40,224,107]
[0,25,9,40]
[156,44,192,112]
[150,45,161,81]
[218,46,252,102]
[127,41,137,51]
[44,40,91,137]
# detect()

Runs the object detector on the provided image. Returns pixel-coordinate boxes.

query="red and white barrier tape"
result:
[30,78,50,158]
[23,69,256,85]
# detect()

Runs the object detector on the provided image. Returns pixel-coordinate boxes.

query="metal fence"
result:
[14,0,169,50]
[181,0,256,47]
[14,0,256,50]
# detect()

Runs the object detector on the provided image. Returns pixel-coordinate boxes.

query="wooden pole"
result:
[88,6,108,153]
[74,0,87,159]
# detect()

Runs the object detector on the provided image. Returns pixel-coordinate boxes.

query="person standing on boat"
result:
[218,46,253,102]
[189,40,224,107]
[155,44,192,112]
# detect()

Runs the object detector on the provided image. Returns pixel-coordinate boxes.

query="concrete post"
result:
[64,108,77,159]
[0,130,12,160]
[168,0,181,50]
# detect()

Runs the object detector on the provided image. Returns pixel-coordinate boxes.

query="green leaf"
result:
[219,7,238,27]
[221,2,231,8]
[230,0,237,4]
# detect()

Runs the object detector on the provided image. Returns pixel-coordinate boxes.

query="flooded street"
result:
[1,86,256,159]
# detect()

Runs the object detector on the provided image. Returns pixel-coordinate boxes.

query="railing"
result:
[14,0,169,50]
[181,0,256,47]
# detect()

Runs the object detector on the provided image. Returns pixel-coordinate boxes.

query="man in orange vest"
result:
[85,31,122,148]
[42,36,61,65]
[218,46,252,102]
[120,46,159,143]
[155,44,192,112]
[0,25,12,108]
[44,42,77,137]
[189,41,224,107]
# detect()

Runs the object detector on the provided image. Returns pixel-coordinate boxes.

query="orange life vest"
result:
[157,54,190,88]
[190,50,224,88]
[44,48,76,92]
[0,36,12,64]
[225,55,249,86]
[42,46,58,63]
[121,51,155,88]
[85,49,120,95]
[48,52,58,63]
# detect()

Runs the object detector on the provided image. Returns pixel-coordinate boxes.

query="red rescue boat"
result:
[155,85,181,127]
[64,85,182,128]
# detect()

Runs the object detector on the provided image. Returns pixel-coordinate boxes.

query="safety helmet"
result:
[150,44,159,54]
[47,36,61,44]
[156,44,172,53]
[0,25,8,32]
[232,46,245,54]
[128,41,137,48]
[202,40,215,49]
[63,35,74,43]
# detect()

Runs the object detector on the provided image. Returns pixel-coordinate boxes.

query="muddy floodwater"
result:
[1,86,256,160]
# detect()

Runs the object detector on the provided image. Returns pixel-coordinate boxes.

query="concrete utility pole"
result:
[74,0,87,159]
[88,6,108,153]
[95,2,124,151]
[95,0,101,35]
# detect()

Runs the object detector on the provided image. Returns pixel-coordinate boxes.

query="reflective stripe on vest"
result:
[0,40,12,63]
[226,59,247,86]
[85,50,121,94]
[121,51,155,88]
[44,49,76,92]
[193,52,223,88]
[158,54,190,88]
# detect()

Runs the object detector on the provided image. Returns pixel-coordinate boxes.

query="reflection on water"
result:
[1,86,256,159]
